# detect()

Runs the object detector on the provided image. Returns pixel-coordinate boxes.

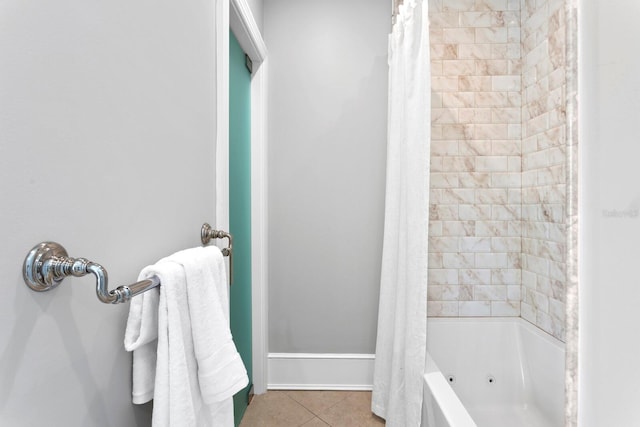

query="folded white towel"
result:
[171,247,248,405]
[124,246,248,427]
[124,264,163,404]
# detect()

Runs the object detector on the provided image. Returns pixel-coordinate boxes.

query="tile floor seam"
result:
[313,412,334,427]
[281,392,313,415]
[279,393,317,426]
[282,391,318,418]
[312,398,349,427]
[278,391,317,426]
[320,395,349,415]
[300,417,330,427]
[287,392,349,418]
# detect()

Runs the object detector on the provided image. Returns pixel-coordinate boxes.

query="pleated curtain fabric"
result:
[371,1,431,426]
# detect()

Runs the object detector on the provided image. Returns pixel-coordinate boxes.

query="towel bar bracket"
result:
[23,242,69,292]
[23,242,160,304]
[201,223,233,285]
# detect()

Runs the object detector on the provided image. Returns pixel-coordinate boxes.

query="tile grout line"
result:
[285,391,364,427]
[314,413,334,427]
[312,396,349,427]
[284,391,350,418]
[276,392,318,426]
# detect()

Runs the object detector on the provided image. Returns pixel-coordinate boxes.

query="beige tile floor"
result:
[239,390,386,427]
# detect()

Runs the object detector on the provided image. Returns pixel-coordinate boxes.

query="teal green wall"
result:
[229,30,252,426]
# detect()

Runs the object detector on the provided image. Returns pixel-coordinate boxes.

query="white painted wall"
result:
[0,1,217,425]
[579,0,640,425]
[264,0,389,353]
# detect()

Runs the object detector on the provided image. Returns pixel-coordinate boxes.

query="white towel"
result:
[124,246,248,427]
[124,262,164,404]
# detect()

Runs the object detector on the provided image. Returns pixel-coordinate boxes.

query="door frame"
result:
[215,0,269,394]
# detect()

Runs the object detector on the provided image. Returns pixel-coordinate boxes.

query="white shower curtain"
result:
[371,1,430,426]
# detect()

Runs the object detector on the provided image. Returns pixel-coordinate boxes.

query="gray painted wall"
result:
[0,1,216,425]
[265,0,389,353]
[246,0,264,33]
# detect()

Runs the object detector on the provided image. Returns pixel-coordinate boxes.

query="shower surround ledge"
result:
[426,0,570,344]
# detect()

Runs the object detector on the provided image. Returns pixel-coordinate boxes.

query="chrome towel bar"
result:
[22,223,233,304]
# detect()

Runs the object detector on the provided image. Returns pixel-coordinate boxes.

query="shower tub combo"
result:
[422,318,565,427]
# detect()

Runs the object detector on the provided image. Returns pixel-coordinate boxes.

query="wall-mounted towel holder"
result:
[200,223,233,285]
[22,223,233,304]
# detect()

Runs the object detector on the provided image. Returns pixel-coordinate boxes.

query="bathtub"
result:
[422,317,565,427]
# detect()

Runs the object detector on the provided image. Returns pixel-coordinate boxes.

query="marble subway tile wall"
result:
[520,0,567,341]
[427,0,523,318]
[425,0,568,342]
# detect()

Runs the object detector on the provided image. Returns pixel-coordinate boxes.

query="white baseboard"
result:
[267,353,375,391]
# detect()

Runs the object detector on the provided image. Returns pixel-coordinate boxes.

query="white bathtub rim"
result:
[424,353,478,427]
[427,317,565,352]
